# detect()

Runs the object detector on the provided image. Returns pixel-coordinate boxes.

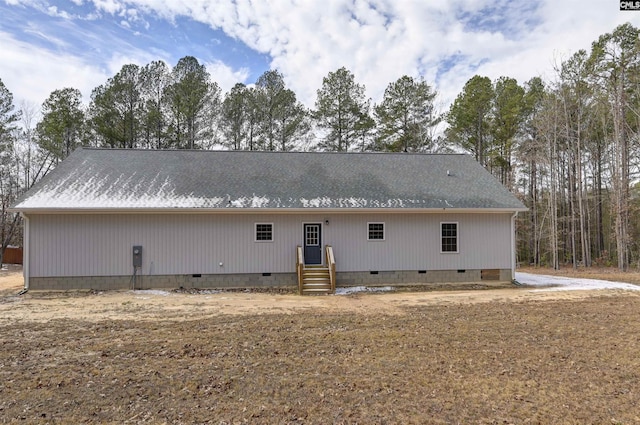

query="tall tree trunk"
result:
[576,113,590,267]
[529,160,539,266]
[549,112,559,270]
[612,74,630,271]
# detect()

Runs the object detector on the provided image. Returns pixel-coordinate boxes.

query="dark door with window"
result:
[304,223,322,265]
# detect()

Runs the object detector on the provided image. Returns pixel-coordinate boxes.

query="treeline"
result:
[446,24,640,271]
[1,23,639,270]
[31,59,441,159]
[514,23,640,271]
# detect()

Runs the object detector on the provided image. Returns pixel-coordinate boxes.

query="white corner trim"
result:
[23,214,30,290]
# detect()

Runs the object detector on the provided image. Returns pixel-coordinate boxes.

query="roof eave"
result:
[12,206,529,214]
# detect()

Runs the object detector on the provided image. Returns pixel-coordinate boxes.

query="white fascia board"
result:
[10,207,528,215]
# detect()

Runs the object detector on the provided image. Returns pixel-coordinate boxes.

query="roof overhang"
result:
[12,207,528,215]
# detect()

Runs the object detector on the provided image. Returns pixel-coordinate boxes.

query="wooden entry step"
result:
[301,266,332,295]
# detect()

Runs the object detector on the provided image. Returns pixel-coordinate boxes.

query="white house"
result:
[11,148,526,294]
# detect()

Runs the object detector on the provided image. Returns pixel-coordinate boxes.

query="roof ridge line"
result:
[80,147,465,156]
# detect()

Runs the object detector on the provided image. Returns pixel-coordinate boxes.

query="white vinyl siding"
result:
[27,212,513,277]
[327,213,511,271]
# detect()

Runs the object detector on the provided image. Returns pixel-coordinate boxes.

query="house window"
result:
[368,222,385,241]
[255,223,273,242]
[441,222,458,253]
[305,224,320,246]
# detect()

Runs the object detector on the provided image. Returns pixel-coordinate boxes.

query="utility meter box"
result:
[133,245,143,268]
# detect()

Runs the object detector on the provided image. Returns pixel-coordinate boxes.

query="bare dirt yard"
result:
[1,267,640,424]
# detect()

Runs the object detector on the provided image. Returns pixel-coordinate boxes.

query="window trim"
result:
[255,222,274,242]
[367,222,385,241]
[440,222,459,254]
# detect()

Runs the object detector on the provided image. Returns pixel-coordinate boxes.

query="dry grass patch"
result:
[1,295,639,424]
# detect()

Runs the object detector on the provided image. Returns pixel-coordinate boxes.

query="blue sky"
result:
[1,0,638,114]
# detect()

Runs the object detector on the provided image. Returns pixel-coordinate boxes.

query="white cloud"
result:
[23,21,71,49]
[139,0,638,109]
[4,0,36,5]
[46,5,73,19]
[92,0,123,14]
[3,0,640,115]
[105,47,170,76]
[114,1,492,105]
[0,31,109,106]
[204,60,250,94]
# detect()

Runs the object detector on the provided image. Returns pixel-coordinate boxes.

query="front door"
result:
[304,223,322,265]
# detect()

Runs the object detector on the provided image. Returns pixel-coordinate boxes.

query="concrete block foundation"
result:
[28,269,512,291]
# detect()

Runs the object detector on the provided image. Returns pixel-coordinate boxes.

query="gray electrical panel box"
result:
[133,245,142,268]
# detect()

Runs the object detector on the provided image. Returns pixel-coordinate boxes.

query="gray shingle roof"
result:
[11,148,526,211]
